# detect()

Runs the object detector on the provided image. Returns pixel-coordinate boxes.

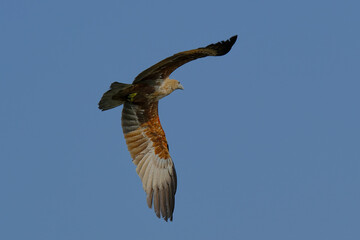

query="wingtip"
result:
[205,35,238,56]
[230,35,238,43]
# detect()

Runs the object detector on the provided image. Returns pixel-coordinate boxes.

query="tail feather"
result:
[98,82,132,111]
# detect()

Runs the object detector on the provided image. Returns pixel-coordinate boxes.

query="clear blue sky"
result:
[1,0,359,239]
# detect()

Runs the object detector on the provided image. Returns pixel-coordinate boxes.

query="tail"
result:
[98,82,132,111]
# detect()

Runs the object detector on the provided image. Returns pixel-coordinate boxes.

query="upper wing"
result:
[133,35,237,84]
[121,101,177,221]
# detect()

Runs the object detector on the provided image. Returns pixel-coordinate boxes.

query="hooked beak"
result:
[178,83,184,90]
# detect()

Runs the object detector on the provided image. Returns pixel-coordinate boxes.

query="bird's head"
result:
[171,79,184,91]
[158,78,184,99]
[162,78,184,93]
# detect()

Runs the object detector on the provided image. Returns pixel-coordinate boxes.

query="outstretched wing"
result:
[133,35,237,84]
[121,101,177,221]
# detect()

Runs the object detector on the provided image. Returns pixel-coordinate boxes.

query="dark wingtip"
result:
[205,35,238,56]
[230,35,238,44]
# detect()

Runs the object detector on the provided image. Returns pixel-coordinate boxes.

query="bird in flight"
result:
[99,35,237,221]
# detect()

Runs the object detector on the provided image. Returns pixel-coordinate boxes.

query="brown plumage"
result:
[99,35,237,221]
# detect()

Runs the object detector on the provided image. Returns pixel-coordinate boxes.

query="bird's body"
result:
[99,35,237,221]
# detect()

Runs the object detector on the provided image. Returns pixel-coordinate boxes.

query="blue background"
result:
[1,0,359,239]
